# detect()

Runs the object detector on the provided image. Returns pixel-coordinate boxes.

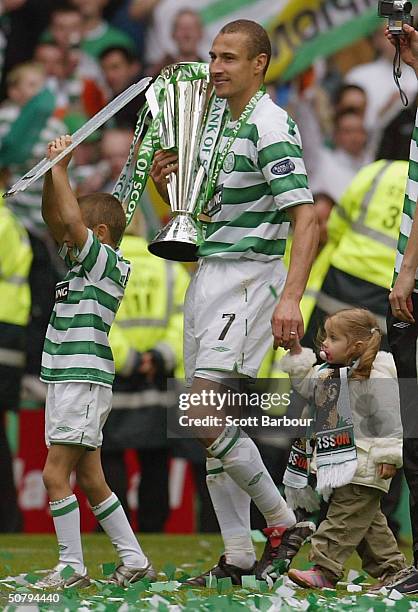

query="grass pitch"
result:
[0,534,415,610]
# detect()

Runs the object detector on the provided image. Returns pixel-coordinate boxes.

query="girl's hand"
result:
[47,135,73,168]
[378,463,396,479]
[289,335,303,355]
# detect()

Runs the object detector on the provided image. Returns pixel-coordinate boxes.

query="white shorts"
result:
[184,257,286,383]
[45,382,112,450]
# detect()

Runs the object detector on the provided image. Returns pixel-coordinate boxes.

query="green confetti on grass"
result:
[217,576,233,594]
[395,600,412,611]
[254,595,262,610]
[23,573,40,584]
[131,579,150,595]
[101,562,116,576]
[241,574,258,589]
[100,587,113,597]
[162,562,176,581]
[150,581,179,593]
[307,592,319,605]
[100,605,119,612]
[60,565,75,579]
[256,580,269,592]
[321,587,337,598]
[272,558,289,575]
[205,574,217,588]
[15,586,31,593]
[124,587,142,603]
[352,574,367,585]
[251,529,267,543]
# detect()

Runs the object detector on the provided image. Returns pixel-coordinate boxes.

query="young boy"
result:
[36,135,156,588]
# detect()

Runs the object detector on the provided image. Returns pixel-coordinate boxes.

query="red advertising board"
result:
[15,409,195,533]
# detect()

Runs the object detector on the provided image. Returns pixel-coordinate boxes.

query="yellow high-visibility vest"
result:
[326,160,408,289]
[0,200,32,327]
[109,235,190,379]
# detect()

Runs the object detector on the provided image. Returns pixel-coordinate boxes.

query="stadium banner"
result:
[197,0,418,82]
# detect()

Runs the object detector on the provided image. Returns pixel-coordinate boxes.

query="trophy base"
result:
[148,213,199,262]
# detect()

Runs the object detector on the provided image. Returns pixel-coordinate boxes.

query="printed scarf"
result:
[283,365,357,509]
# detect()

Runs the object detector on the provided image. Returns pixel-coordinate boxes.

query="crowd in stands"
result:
[0,0,414,536]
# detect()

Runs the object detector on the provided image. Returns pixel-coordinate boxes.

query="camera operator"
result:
[384,22,418,595]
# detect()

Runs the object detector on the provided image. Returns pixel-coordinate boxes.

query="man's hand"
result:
[274,204,317,350]
[386,24,418,74]
[47,135,73,169]
[378,463,397,479]
[150,149,178,202]
[389,270,416,323]
[271,297,304,350]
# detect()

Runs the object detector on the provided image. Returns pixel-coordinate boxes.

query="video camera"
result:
[378,0,413,35]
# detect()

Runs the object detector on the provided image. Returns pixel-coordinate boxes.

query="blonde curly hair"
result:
[318,308,382,380]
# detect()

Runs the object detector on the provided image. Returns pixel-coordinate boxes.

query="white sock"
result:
[208,430,296,528]
[50,494,85,574]
[92,493,147,568]
[206,457,256,568]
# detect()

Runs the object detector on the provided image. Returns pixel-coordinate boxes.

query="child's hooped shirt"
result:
[41,229,131,387]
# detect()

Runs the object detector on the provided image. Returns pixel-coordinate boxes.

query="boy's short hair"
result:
[78,193,126,246]
[6,62,45,89]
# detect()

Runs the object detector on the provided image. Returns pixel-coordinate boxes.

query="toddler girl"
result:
[280,308,406,589]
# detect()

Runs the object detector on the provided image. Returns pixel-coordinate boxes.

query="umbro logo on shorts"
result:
[248,471,263,486]
[57,425,74,432]
[55,281,70,302]
[211,346,231,352]
[393,321,412,328]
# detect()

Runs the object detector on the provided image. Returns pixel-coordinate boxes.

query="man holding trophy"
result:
[150,19,319,584]
[2,15,318,585]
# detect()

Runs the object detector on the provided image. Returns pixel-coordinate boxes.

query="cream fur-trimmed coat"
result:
[279,349,403,494]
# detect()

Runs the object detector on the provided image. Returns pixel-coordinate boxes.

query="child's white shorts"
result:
[184,257,287,384]
[45,382,112,450]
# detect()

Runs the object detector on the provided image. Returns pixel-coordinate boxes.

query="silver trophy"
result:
[148,64,210,262]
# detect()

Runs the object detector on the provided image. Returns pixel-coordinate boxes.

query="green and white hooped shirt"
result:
[198,94,314,261]
[393,107,418,293]
[41,229,131,387]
